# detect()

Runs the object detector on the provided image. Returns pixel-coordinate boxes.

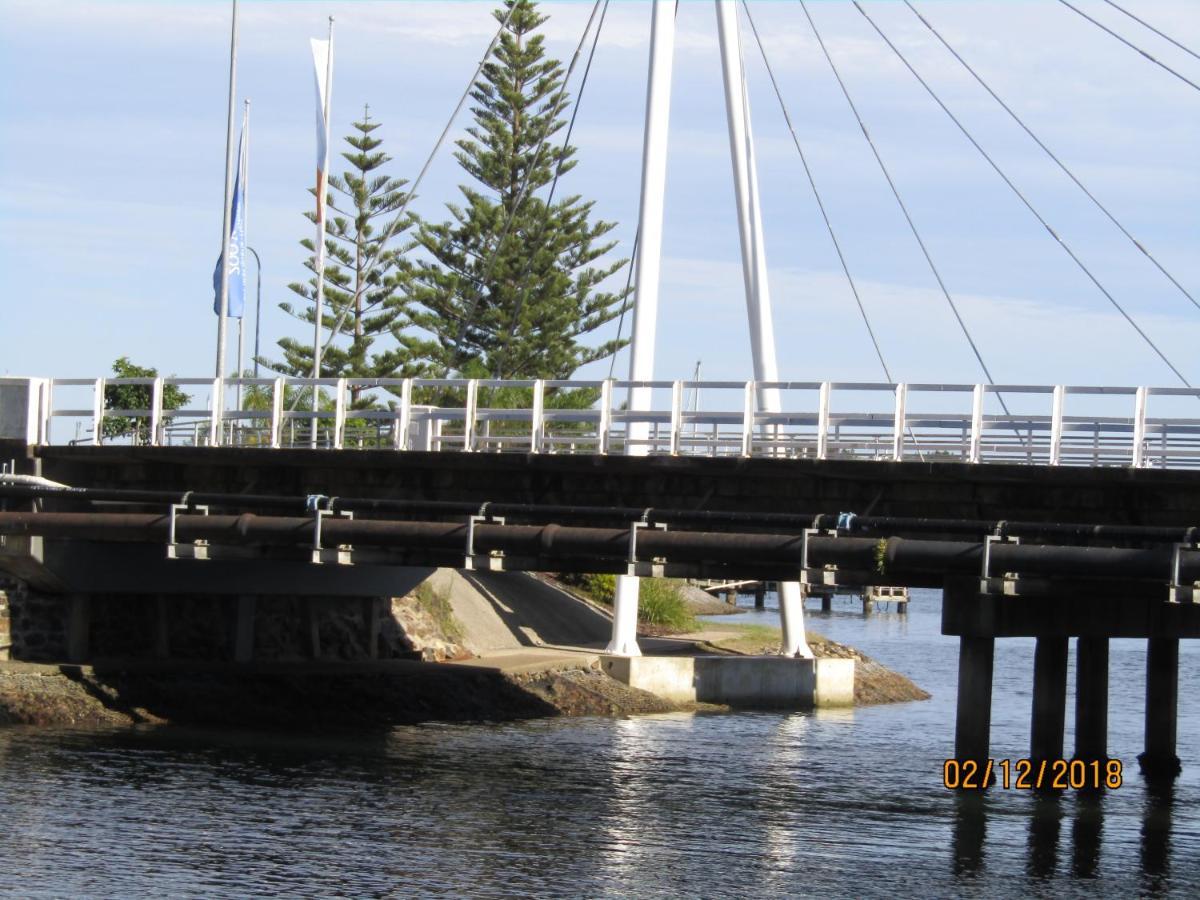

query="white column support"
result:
[208,377,223,446]
[333,377,347,449]
[779,582,814,658]
[969,384,985,464]
[816,382,831,460]
[149,378,164,447]
[463,379,478,452]
[531,379,545,453]
[1132,386,1148,468]
[91,378,105,445]
[716,0,783,419]
[396,378,412,451]
[270,378,284,448]
[598,379,612,454]
[610,0,676,658]
[669,379,683,455]
[892,382,907,461]
[1049,385,1065,466]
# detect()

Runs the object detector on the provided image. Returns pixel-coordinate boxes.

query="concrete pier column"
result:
[65,594,90,663]
[363,598,380,660]
[955,636,994,765]
[1074,637,1109,763]
[754,584,765,608]
[607,575,642,657]
[1031,636,1069,767]
[233,595,256,663]
[778,581,813,658]
[820,593,831,612]
[1139,637,1181,780]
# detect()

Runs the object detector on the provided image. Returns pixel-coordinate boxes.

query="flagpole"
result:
[215,0,239,383]
[238,98,250,413]
[311,15,334,447]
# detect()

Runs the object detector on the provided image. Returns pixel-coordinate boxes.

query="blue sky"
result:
[1,0,1197,392]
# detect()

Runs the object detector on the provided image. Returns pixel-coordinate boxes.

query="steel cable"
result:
[906,0,1199,314]
[793,0,1012,420]
[854,1,1193,388]
[1055,0,1200,92]
[741,5,894,383]
[1101,0,1200,62]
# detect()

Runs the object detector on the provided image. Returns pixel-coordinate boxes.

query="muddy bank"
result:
[0,659,693,730]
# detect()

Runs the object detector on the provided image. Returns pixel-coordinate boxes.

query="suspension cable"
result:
[1101,0,1200,63]
[793,0,1009,413]
[906,0,1198,314]
[741,5,894,383]
[445,0,607,375]
[495,0,612,378]
[854,1,1193,388]
[305,1,521,379]
[1055,0,1200,92]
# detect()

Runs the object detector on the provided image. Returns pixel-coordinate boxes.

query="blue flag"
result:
[213,125,247,318]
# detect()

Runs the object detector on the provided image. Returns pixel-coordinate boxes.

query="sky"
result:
[1,0,1198,400]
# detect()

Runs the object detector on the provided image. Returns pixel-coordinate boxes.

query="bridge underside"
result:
[10,442,1200,526]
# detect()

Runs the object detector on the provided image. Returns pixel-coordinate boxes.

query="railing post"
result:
[598,379,612,454]
[669,379,683,456]
[816,382,831,460]
[531,379,545,453]
[969,384,984,464]
[463,379,478,452]
[1049,384,1065,466]
[333,378,347,450]
[149,377,164,447]
[1132,386,1148,468]
[393,379,412,451]
[208,378,223,446]
[92,377,105,445]
[741,381,754,457]
[892,382,907,462]
[270,378,284,448]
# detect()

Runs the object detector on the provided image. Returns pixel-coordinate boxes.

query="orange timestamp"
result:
[943,758,1123,790]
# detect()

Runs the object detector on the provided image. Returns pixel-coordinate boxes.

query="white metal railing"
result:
[33,376,1200,469]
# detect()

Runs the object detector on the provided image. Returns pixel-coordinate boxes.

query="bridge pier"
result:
[946,577,1198,784]
[1074,637,1108,762]
[66,593,89,663]
[954,635,994,766]
[1030,636,1069,770]
[1140,637,1181,780]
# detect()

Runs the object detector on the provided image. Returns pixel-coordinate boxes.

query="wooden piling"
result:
[1074,637,1108,763]
[955,635,995,766]
[1140,637,1181,780]
[1030,636,1069,766]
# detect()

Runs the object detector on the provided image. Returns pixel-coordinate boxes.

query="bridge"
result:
[3,0,1199,789]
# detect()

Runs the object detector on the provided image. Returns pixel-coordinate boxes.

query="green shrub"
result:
[558,573,695,631]
[638,579,697,631]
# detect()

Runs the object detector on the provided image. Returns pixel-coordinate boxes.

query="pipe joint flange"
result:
[167,502,209,560]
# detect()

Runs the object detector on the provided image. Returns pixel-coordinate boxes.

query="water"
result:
[0,589,1197,897]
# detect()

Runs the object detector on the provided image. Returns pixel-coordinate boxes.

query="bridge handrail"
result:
[33,375,1200,470]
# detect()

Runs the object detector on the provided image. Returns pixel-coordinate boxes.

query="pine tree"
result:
[269,106,422,407]
[410,0,629,381]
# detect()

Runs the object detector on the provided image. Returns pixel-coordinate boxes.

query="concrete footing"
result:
[601,655,854,708]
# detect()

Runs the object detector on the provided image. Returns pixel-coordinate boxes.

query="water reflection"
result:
[1025,793,1063,878]
[1139,784,1174,893]
[1070,792,1104,879]
[951,793,987,878]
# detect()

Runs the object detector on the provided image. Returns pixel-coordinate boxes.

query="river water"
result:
[0,589,1196,897]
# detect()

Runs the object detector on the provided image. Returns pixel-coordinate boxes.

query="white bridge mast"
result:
[610,0,813,658]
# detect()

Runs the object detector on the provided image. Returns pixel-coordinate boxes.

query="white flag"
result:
[310,37,333,222]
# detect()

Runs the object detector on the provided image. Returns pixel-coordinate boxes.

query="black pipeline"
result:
[1,483,1195,545]
[0,511,1195,584]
